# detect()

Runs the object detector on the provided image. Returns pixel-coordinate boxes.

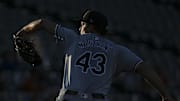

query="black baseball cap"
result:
[81,10,108,29]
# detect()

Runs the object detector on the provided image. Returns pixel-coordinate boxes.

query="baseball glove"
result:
[13,30,42,67]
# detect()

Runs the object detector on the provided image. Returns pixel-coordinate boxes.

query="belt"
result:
[65,90,105,99]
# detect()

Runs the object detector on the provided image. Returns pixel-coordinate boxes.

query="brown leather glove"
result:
[13,30,42,67]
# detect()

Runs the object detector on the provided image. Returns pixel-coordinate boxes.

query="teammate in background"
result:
[16,9,173,101]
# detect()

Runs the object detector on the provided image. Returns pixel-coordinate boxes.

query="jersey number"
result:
[75,51,107,75]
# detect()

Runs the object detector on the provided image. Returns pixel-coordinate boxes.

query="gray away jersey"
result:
[54,24,143,95]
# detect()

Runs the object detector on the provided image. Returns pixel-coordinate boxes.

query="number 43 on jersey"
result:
[75,51,107,76]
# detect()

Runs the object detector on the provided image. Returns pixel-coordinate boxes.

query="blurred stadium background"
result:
[0,0,179,101]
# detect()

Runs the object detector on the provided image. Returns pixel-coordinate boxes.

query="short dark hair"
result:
[81,10,108,34]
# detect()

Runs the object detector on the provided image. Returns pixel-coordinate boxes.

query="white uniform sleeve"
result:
[115,45,143,73]
[54,24,78,47]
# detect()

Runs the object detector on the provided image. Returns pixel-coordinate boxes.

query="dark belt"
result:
[65,90,105,99]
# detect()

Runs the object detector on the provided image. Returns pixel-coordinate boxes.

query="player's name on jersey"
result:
[78,39,112,51]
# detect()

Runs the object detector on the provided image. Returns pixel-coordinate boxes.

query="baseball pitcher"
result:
[13,10,173,101]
